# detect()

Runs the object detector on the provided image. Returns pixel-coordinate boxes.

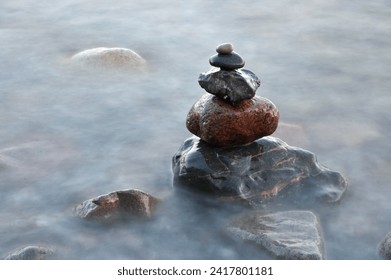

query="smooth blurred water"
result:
[0,0,390,259]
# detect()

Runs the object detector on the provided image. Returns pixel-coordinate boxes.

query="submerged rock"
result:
[378,231,391,260]
[226,210,324,260]
[74,189,160,223]
[71,47,146,70]
[172,136,347,207]
[198,68,261,103]
[4,245,55,260]
[186,94,279,147]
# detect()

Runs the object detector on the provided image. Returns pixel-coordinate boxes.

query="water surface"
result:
[1,0,390,259]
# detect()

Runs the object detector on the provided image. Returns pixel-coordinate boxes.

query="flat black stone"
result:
[209,52,245,70]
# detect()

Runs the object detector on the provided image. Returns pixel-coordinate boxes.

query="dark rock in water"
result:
[186,94,279,147]
[172,136,347,207]
[226,210,324,260]
[198,68,261,103]
[4,246,55,260]
[378,231,391,259]
[209,52,245,70]
[74,189,160,223]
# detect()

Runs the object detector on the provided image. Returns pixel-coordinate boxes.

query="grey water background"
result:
[0,0,390,259]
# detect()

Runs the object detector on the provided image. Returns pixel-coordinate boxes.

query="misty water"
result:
[1,0,390,259]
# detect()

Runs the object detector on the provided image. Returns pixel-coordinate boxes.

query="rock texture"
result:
[71,47,146,70]
[378,231,391,260]
[172,136,347,207]
[209,52,245,70]
[186,94,279,147]
[216,43,234,54]
[209,43,245,70]
[198,68,261,103]
[187,42,278,147]
[74,189,160,223]
[173,42,347,260]
[226,210,324,260]
[4,246,54,260]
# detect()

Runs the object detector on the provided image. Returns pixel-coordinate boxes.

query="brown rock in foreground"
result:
[186,94,279,147]
[74,189,160,223]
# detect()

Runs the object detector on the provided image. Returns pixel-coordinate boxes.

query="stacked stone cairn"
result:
[186,43,279,147]
[173,43,347,208]
[172,44,348,259]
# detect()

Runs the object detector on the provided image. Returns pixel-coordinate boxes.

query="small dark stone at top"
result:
[209,43,245,70]
[216,43,234,54]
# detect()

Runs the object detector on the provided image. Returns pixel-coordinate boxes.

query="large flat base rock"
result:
[172,136,347,207]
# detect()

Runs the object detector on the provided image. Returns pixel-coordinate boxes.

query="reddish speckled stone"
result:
[186,94,279,147]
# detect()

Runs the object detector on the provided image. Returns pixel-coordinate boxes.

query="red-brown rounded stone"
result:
[186,94,279,147]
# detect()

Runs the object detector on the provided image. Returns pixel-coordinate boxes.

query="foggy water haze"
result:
[1,0,390,259]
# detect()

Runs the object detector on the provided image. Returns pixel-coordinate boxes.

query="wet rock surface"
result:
[188,42,278,148]
[209,52,245,70]
[172,136,347,207]
[226,210,324,260]
[209,42,244,70]
[186,94,279,147]
[4,245,55,260]
[198,68,261,103]
[74,189,160,223]
[378,231,391,259]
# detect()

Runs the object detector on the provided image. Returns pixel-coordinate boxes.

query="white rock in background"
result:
[71,47,146,70]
